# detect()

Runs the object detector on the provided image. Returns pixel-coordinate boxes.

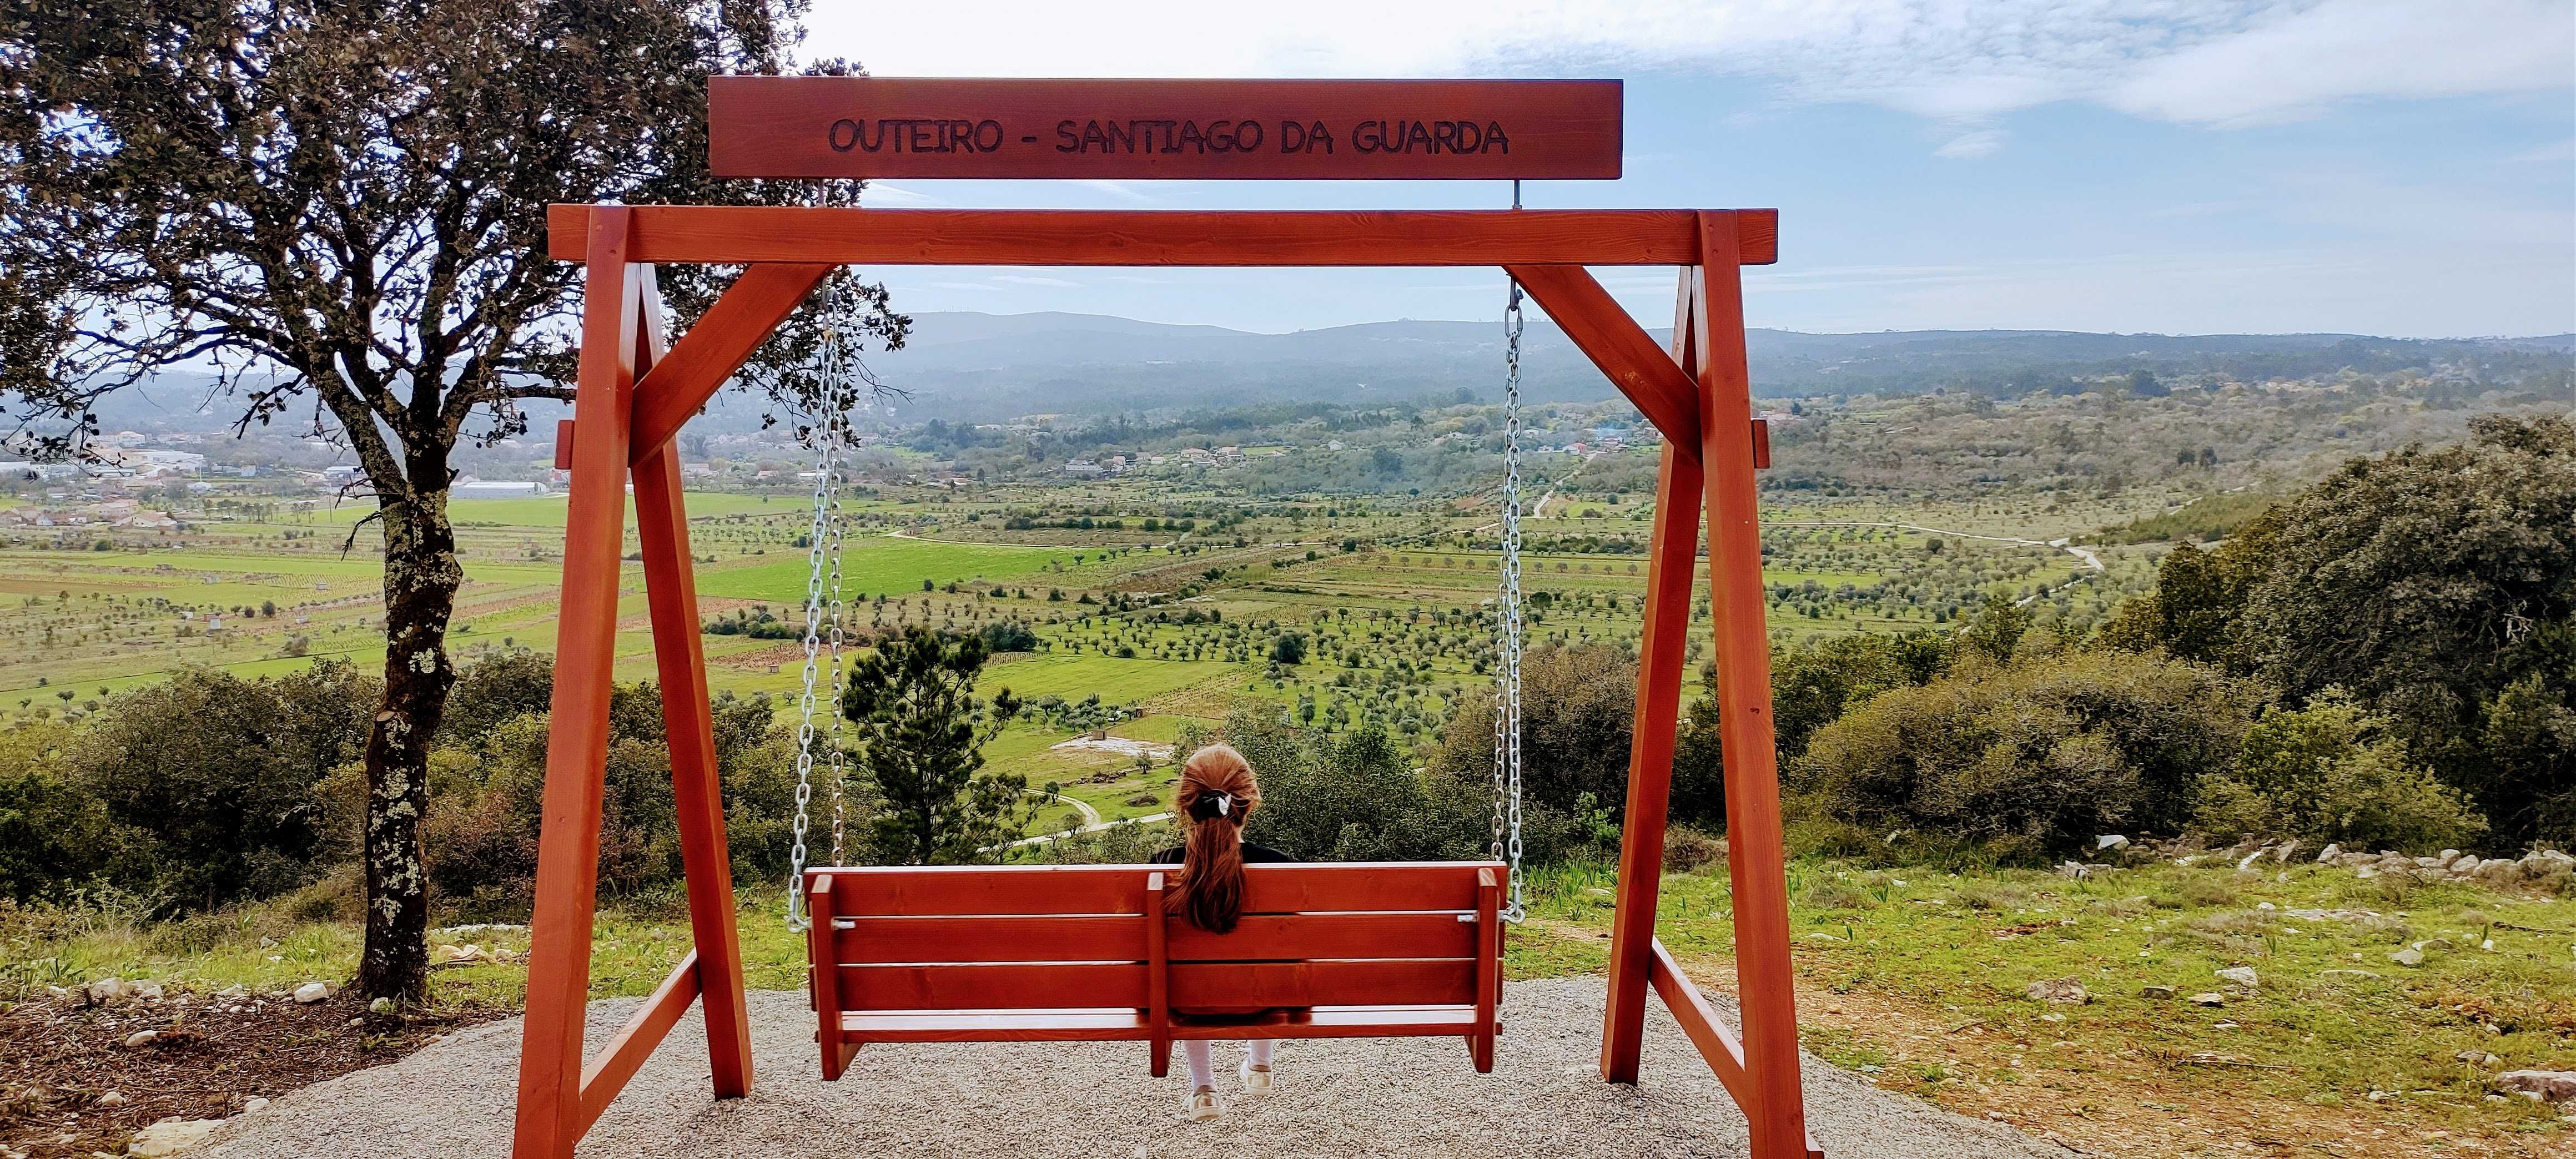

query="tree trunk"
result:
[353,475,464,1004]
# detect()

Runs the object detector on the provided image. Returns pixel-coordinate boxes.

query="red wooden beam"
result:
[1145,873,1170,1079]
[1692,210,1810,1159]
[573,950,705,1138]
[626,263,832,466]
[512,208,640,1159]
[1505,264,1700,460]
[1471,867,1501,1073]
[1599,270,1707,1079]
[546,205,1777,267]
[630,269,756,1100]
[809,874,856,1080]
[1647,940,1825,1159]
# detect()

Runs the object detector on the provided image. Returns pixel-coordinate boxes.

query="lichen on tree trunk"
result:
[354,478,462,1003]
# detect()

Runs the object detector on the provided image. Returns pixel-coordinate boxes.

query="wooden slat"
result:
[839,1005,1480,1043]
[830,910,1474,964]
[833,915,1142,963]
[573,951,701,1138]
[546,205,1777,267]
[1650,940,1825,1159]
[811,862,1495,917]
[1172,912,1474,961]
[834,960,1473,1011]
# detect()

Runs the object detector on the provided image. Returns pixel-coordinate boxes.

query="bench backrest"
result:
[807,861,1504,1011]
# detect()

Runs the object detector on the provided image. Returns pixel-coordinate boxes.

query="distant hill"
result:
[863,312,2572,421]
[56,314,2573,432]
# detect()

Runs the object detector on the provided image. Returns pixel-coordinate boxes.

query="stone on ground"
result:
[128,1117,225,1157]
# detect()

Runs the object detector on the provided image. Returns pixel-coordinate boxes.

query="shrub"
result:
[71,664,374,913]
[1789,650,2250,863]
[0,721,107,902]
[2196,691,2486,852]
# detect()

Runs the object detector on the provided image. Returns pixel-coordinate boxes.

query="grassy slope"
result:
[17,858,2567,1157]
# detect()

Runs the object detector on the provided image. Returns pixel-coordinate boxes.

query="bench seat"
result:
[804,862,1506,1078]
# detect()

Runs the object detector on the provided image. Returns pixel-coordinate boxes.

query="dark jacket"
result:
[1149,842,1295,865]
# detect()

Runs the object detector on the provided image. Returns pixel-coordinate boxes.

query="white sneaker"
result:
[1179,1089,1222,1122]
[1239,1059,1274,1096]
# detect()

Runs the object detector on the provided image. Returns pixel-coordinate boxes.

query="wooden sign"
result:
[708,77,1622,180]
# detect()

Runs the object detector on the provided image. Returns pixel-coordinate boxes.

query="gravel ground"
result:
[200,977,2059,1158]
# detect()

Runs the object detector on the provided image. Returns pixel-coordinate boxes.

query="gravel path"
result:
[200,977,2058,1158]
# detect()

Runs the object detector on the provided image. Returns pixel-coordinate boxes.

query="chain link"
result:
[1491,273,1528,924]
[785,285,852,931]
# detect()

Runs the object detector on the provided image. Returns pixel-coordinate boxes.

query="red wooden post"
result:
[1692,211,1810,1158]
[1472,867,1501,1073]
[809,874,851,1079]
[1144,872,1170,1077]
[1599,272,1708,1080]
[511,206,640,1159]
[630,269,754,1098]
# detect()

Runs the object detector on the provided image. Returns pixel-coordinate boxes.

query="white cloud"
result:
[1933,130,2005,159]
[2508,139,2576,163]
[2107,1,2575,125]
[807,2,2572,131]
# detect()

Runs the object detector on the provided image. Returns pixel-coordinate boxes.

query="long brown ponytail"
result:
[1167,743,1260,934]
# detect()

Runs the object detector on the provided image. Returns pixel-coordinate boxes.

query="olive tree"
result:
[0,0,903,1000]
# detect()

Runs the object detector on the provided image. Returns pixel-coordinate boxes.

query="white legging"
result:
[1183,1039,1274,1089]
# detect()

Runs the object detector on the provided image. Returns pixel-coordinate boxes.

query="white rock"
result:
[125,1117,224,1157]
[129,979,164,1002]
[2026,977,2090,1005]
[122,1030,160,1047]
[2450,856,2481,875]
[2255,901,2276,911]
[243,1096,269,1112]
[291,981,329,1004]
[2496,1071,2576,1103]
[2315,843,2342,864]
[2216,966,2260,989]
[2189,992,2227,1007]
[96,1091,126,1107]
[84,977,130,1004]
[2095,834,2129,851]
[213,984,249,1001]
[2391,947,2426,967]
[2235,849,2266,871]
[368,997,395,1015]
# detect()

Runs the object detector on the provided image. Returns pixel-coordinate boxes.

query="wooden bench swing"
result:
[509,77,1818,1159]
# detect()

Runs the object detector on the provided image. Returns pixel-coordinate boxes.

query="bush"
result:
[0,722,107,901]
[1790,650,2250,863]
[71,663,374,913]
[2197,691,2486,852]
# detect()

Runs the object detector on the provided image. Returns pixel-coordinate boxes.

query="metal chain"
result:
[1491,263,1529,924]
[786,285,851,930]
[821,324,853,867]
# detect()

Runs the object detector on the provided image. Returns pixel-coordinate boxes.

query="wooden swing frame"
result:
[510,201,1815,1159]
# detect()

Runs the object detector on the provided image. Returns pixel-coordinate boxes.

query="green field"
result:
[0,470,2162,800]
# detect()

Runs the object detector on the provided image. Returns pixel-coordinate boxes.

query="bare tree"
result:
[0,0,903,1001]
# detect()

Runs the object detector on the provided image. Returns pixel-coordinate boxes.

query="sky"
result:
[799,1,2576,338]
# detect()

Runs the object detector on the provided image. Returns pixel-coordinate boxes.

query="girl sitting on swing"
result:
[1149,743,1294,1122]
